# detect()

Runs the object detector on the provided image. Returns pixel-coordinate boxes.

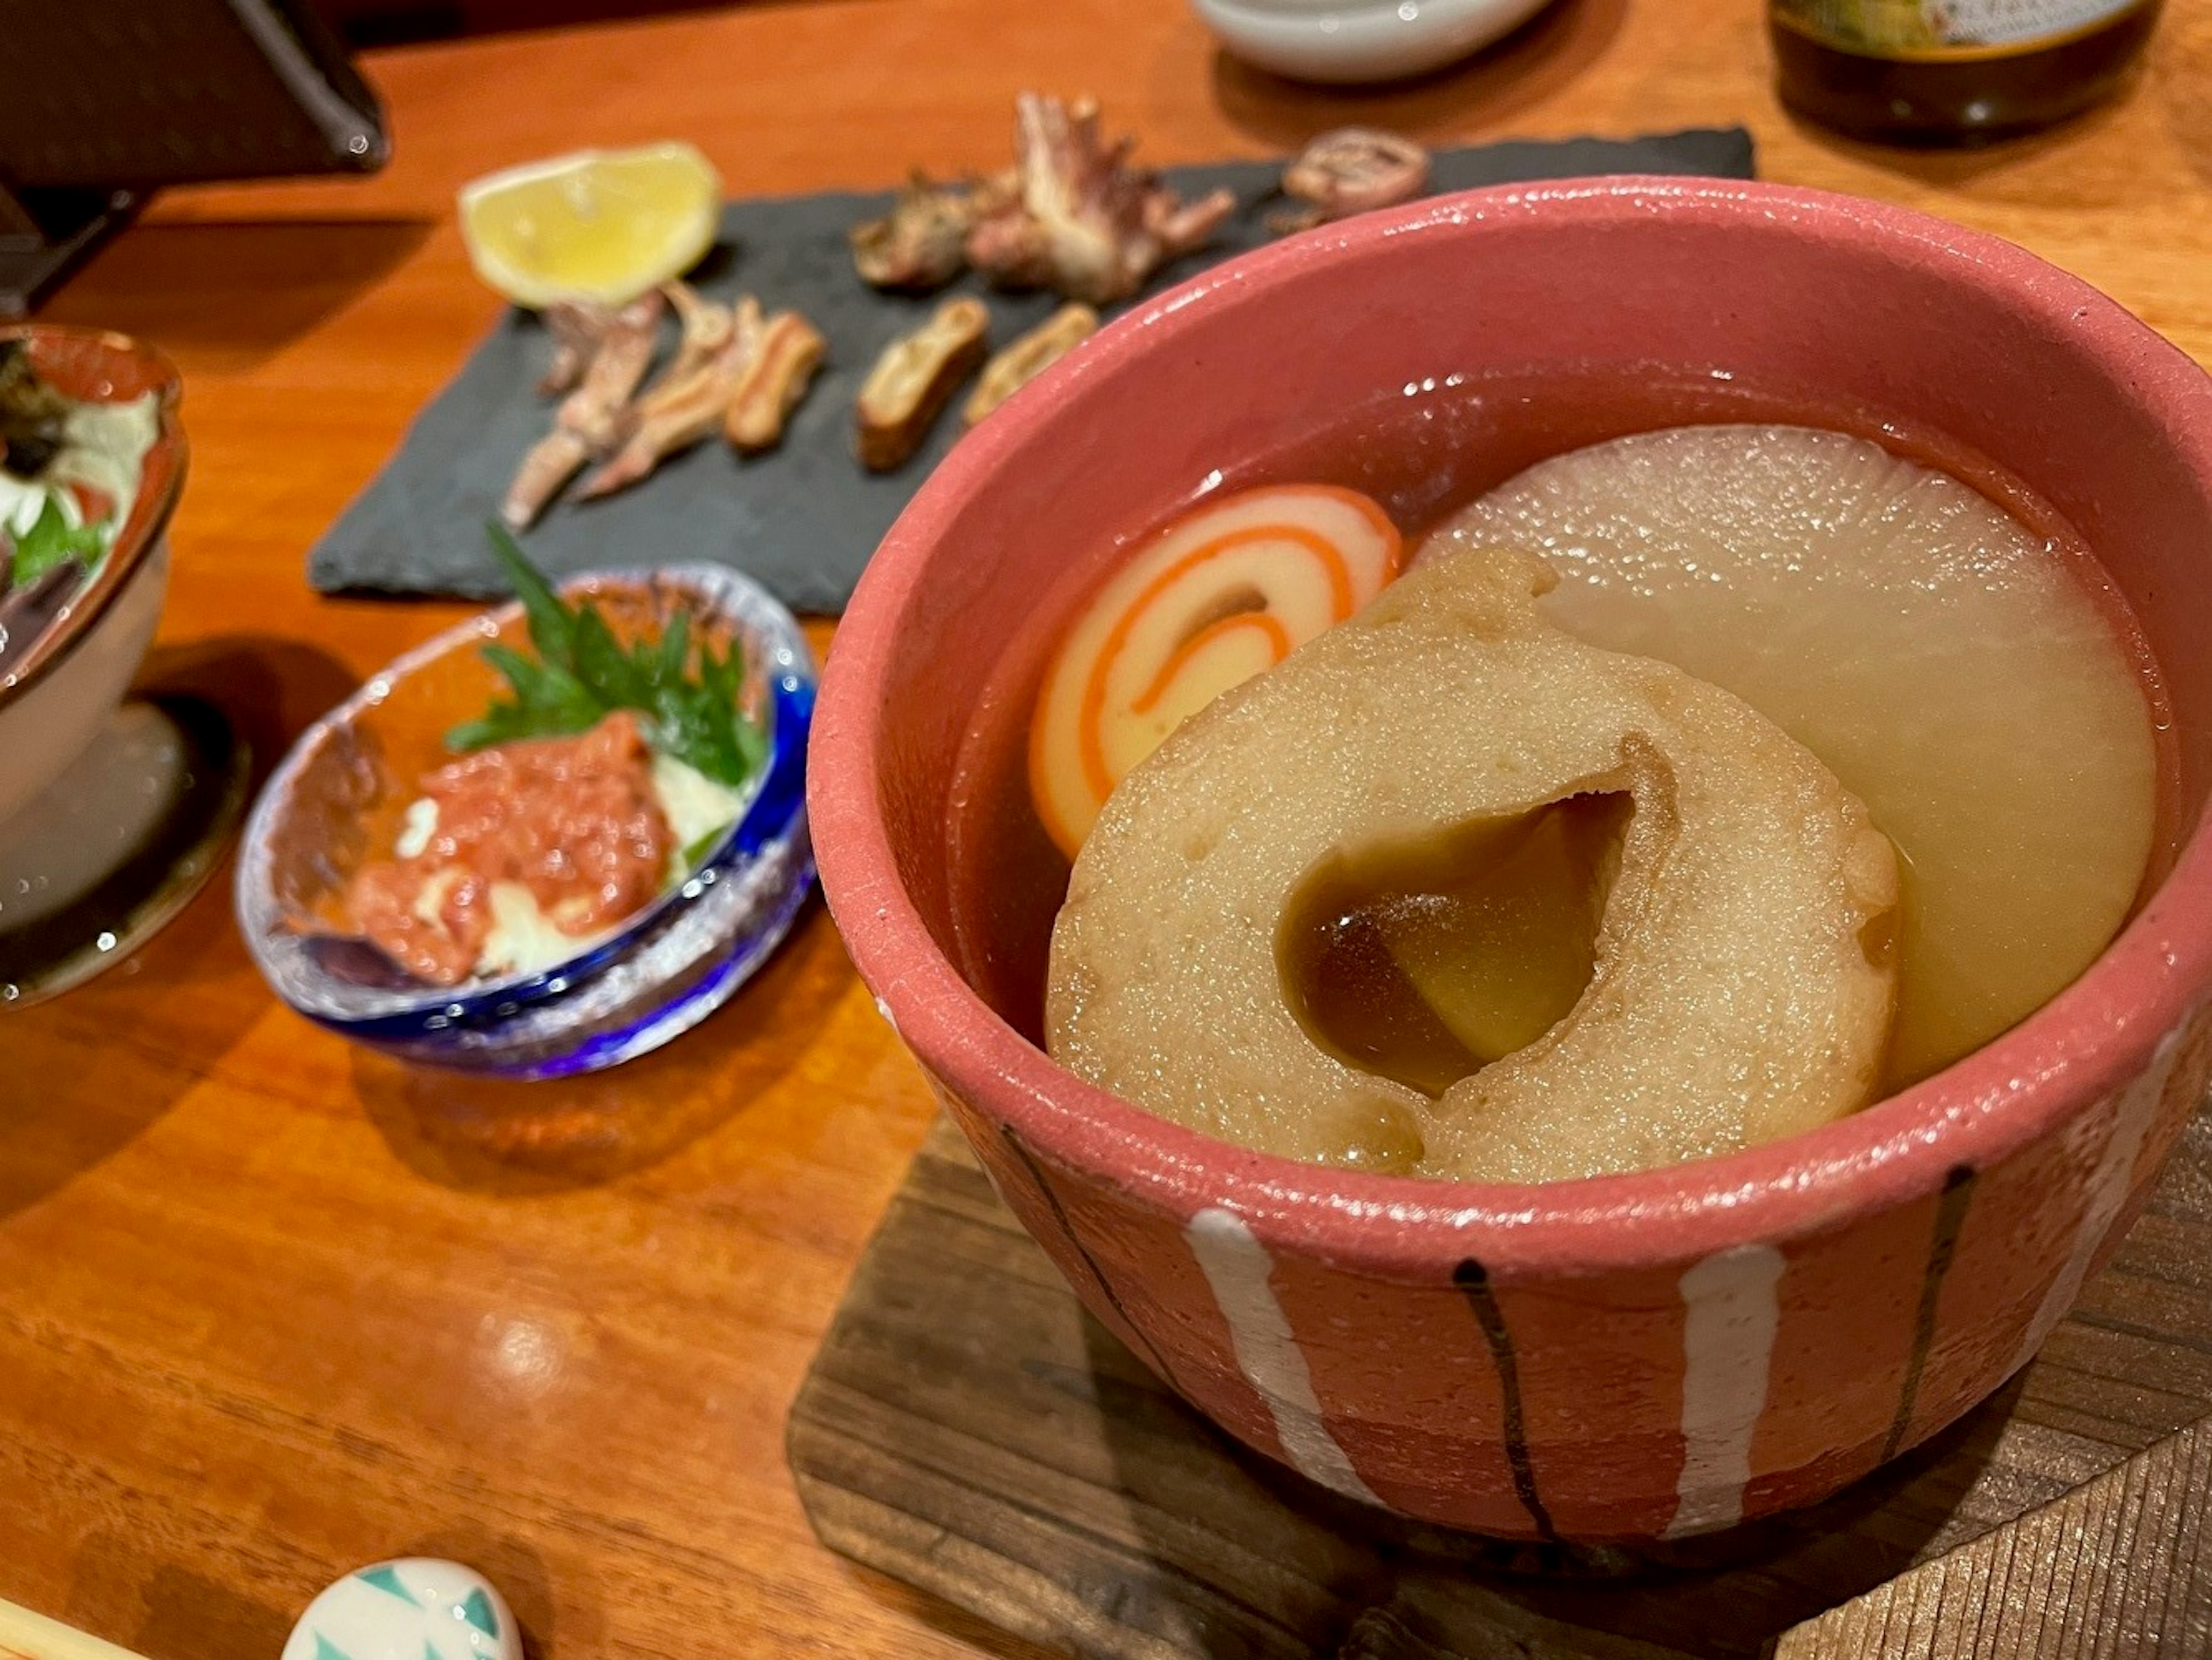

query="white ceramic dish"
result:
[1189,0,1556,82]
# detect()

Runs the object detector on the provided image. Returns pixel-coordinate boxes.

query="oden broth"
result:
[945,365,2178,1108]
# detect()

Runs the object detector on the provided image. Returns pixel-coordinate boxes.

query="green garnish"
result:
[10,496,107,587]
[445,523,768,791]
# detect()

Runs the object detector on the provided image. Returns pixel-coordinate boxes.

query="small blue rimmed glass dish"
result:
[236,562,813,1077]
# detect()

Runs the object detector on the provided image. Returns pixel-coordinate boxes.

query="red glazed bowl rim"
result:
[812,176,2212,1280]
[0,323,188,709]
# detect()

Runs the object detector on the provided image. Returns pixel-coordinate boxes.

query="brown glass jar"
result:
[1772,1,2161,144]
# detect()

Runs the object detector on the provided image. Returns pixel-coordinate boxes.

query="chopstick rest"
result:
[281,1560,518,1660]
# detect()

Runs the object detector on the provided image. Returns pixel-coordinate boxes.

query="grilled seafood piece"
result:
[963,302,1095,426]
[965,94,1235,305]
[725,311,828,454]
[579,297,766,499]
[1270,127,1430,235]
[855,297,988,470]
[535,300,615,395]
[851,173,988,292]
[502,289,666,528]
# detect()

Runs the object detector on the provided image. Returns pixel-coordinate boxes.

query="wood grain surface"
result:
[7,1,2212,1657]
[791,1111,2212,1659]
[1774,1416,2212,1658]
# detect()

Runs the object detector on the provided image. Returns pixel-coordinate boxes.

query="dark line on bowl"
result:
[1882,1162,1978,1464]
[1002,1127,1188,1398]
[1455,1256,1558,1542]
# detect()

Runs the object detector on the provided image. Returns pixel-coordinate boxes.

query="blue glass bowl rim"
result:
[236,560,815,1035]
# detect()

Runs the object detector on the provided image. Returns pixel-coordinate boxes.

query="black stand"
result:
[0,183,141,319]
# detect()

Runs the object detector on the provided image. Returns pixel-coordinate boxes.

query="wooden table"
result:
[7,2,2212,1655]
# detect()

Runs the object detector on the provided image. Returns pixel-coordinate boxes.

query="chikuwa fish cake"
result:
[1046,540,1900,1183]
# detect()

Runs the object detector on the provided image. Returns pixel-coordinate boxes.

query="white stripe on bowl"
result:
[1185,1206,1380,1505]
[2009,1022,2185,1378]
[1665,1242,1786,1538]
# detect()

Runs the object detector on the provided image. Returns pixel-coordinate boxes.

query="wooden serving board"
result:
[788,1111,2212,1659]
[1775,1416,2212,1658]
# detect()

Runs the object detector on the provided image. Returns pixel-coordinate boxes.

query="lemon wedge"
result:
[457,142,722,308]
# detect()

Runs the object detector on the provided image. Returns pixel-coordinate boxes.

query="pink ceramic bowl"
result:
[809,178,2212,1542]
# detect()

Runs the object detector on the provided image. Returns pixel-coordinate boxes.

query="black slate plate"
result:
[307,128,1753,615]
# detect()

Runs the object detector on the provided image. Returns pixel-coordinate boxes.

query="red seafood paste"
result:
[349,710,673,985]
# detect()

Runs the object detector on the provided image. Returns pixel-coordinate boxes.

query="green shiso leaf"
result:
[11,495,107,587]
[487,520,578,672]
[445,522,765,793]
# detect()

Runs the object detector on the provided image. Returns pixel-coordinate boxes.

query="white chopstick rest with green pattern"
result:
[281,1560,518,1660]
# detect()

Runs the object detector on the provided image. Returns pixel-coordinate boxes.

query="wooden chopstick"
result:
[0,1600,149,1660]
